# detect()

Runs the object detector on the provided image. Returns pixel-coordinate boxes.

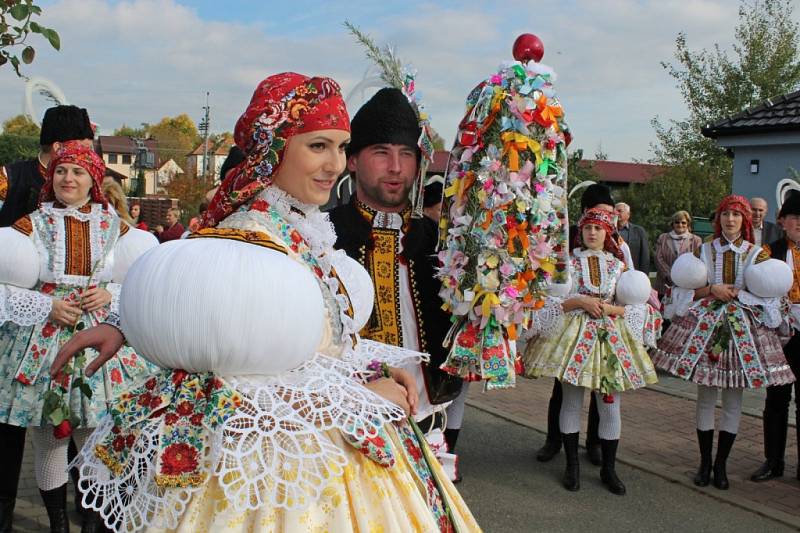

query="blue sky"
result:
[1,0,791,162]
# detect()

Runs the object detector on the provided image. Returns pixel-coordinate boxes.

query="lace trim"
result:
[709,238,750,288]
[623,303,661,347]
[347,339,428,377]
[663,287,695,319]
[74,350,416,531]
[737,290,783,329]
[0,285,52,326]
[528,296,565,339]
[106,283,121,315]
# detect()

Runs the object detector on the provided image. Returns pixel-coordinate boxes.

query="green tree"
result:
[1,1,60,76]
[3,114,39,136]
[652,0,800,170]
[148,114,200,171]
[114,123,148,138]
[164,173,214,224]
[0,134,39,166]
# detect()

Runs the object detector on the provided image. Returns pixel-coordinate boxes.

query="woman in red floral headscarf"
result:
[653,195,795,491]
[0,141,159,532]
[53,73,480,532]
[521,208,661,496]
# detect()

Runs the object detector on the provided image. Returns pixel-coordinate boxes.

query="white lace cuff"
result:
[0,285,52,327]
[738,290,782,328]
[349,339,428,374]
[528,296,565,339]
[663,287,694,319]
[106,283,121,314]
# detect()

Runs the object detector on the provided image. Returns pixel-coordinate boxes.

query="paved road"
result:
[456,407,795,533]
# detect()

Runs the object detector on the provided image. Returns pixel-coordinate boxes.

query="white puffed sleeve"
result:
[0,227,51,326]
[109,227,159,314]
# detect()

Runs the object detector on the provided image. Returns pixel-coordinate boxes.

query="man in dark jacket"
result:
[750,192,800,482]
[327,88,464,463]
[0,105,94,227]
[615,202,650,272]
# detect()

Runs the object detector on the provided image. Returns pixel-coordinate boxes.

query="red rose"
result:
[189,413,204,426]
[403,438,423,463]
[176,401,193,416]
[53,420,72,440]
[688,346,698,354]
[112,436,126,452]
[752,379,763,388]
[623,360,631,369]
[125,434,135,447]
[110,368,122,385]
[160,443,199,475]
[41,323,57,338]
[164,413,179,425]
[171,370,189,386]
[149,396,162,409]
[677,368,686,376]
[144,377,157,390]
[743,354,753,363]
[574,355,583,363]
[138,393,153,407]
[602,394,615,404]
[699,323,709,331]
[610,335,619,343]
[584,331,593,339]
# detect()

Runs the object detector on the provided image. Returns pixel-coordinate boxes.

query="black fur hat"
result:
[779,190,800,218]
[347,88,420,157]
[580,183,614,212]
[39,105,94,145]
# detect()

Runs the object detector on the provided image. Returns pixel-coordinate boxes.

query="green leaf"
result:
[21,46,33,64]
[70,413,81,428]
[48,407,65,426]
[79,382,93,399]
[9,4,29,21]
[76,321,85,331]
[29,5,42,15]
[42,390,62,412]
[29,21,41,33]
[43,28,59,50]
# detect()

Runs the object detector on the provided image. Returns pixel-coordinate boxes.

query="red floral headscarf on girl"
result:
[40,141,107,207]
[200,72,350,228]
[713,194,753,243]
[577,207,625,261]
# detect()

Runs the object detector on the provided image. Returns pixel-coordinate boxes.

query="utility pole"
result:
[199,92,210,178]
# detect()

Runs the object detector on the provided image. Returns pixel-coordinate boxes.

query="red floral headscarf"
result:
[40,141,106,207]
[578,207,624,261]
[714,194,753,243]
[201,72,350,228]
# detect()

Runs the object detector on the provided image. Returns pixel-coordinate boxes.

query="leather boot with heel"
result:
[39,484,70,533]
[562,432,580,491]
[713,431,737,490]
[693,429,713,487]
[599,439,626,495]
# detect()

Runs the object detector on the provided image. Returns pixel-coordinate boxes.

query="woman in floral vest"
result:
[0,142,158,532]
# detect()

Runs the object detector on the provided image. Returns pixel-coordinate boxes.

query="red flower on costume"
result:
[110,368,122,384]
[160,443,199,475]
[53,420,73,439]
[164,413,179,426]
[699,323,709,331]
[171,370,189,386]
[41,323,57,338]
[176,401,193,417]
[190,413,204,426]
[404,439,423,463]
[144,377,157,390]
[112,436,126,452]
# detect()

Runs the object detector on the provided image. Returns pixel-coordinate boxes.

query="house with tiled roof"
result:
[703,89,800,222]
[187,139,235,178]
[95,136,183,195]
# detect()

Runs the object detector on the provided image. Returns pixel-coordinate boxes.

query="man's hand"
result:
[51,324,125,378]
[49,299,81,327]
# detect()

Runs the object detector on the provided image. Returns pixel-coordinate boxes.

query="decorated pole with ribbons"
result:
[436,34,571,390]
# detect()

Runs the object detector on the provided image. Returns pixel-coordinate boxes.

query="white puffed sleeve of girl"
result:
[0,227,50,326]
[109,227,158,313]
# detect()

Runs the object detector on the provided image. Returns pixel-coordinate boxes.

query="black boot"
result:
[81,510,111,533]
[537,381,562,462]
[443,428,460,453]
[0,498,14,533]
[693,429,713,487]
[0,423,26,533]
[562,432,580,491]
[599,439,626,495]
[68,438,86,516]
[751,410,787,481]
[713,431,736,490]
[39,484,70,533]
[585,395,602,466]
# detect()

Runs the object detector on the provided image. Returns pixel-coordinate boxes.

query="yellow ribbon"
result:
[501,132,542,172]
[470,285,501,317]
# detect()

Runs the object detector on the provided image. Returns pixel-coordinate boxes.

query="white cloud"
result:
[0,0,782,161]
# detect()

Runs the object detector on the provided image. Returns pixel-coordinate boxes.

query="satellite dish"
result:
[24,76,68,125]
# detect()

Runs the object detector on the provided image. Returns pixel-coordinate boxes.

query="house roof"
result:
[96,136,158,156]
[581,160,666,184]
[702,89,800,138]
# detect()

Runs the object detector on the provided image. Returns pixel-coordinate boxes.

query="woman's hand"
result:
[581,296,604,318]
[51,324,125,377]
[710,283,738,302]
[49,299,81,327]
[388,367,418,416]
[81,287,112,312]
[365,377,411,416]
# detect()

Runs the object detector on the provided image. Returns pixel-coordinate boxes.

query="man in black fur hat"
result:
[327,88,464,471]
[0,105,94,227]
[750,191,800,482]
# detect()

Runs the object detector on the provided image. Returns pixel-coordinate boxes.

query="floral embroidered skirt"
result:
[521,315,658,393]
[0,285,158,428]
[652,303,795,389]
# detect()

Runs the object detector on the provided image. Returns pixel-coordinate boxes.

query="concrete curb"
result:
[465,398,800,532]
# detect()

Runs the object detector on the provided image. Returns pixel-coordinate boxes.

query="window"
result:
[107,153,118,164]
[122,154,132,164]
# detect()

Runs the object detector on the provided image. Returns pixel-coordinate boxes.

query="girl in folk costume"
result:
[521,208,661,495]
[55,73,480,532]
[0,142,158,532]
[653,195,795,490]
